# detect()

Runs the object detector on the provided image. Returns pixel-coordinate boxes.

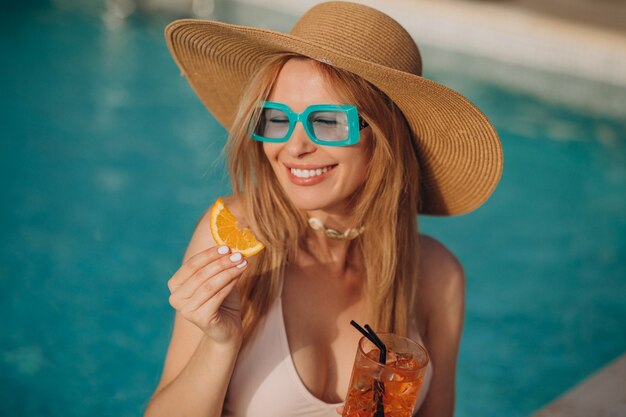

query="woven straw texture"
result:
[165,1,503,216]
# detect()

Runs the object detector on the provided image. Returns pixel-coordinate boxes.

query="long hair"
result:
[225,54,421,345]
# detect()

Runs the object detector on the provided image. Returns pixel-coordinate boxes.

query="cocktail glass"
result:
[342,333,429,417]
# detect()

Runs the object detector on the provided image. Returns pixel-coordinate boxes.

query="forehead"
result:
[267,58,343,110]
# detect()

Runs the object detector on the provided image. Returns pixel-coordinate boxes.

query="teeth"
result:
[290,166,331,178]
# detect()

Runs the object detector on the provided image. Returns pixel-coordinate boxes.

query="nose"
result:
[285,121,316,158]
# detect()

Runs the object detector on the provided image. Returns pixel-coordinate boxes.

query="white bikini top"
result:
[222,286,433,417]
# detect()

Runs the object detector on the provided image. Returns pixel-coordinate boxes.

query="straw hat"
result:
[165,1,503,216]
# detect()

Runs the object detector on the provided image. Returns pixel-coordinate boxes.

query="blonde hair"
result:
[225,54,420,344]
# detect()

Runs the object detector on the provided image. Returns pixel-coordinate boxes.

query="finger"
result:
[173,251,245,301]
[193,277,240,326]
[336,406,344,415]
[176,251,244,299]
[193,275,240,321]
[181,260,247,312]
[168,245,230,291]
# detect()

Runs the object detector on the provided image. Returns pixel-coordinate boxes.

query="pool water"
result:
[1,2,625,417]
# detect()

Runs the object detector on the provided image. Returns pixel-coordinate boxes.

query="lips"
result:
[284,163,337,186]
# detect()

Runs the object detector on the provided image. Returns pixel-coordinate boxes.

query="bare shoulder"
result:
[412,235,465,415]
[415,234,465,337]
[418,235,465,292]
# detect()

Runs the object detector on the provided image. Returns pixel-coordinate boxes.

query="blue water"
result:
[1,2,625,417]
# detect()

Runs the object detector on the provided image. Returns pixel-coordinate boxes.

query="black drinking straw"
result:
[349,321,387,417]
[363,324,387,417]
[349,320,388,363]
[364,324,387,364]
[349,320,377,345]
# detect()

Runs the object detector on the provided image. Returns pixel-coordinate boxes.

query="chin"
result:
[286,192,351,214]
[287,194,328,212]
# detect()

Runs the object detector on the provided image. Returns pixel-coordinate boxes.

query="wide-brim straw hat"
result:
[165,1,503,216]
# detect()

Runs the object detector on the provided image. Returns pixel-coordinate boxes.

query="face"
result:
[261,58,372,216]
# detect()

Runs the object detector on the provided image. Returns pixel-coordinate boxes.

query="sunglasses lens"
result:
[308,110,350,142]
[254,108,291,140]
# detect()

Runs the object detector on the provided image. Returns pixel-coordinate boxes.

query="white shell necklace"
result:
[307,217,365,240]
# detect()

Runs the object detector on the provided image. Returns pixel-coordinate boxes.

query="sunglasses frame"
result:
[251,101,366,146]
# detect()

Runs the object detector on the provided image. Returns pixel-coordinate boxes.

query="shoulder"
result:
[412,236,465,415]
[415,235,465,338]
[183,195,245,262]
[418,235,465,296]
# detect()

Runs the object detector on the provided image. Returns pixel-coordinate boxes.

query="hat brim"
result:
[165,19,503,216]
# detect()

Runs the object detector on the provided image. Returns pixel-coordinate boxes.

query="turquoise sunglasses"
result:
[251,101,368,147]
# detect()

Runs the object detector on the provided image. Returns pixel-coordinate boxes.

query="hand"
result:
[167,245,247,345]
[336,405,344,415]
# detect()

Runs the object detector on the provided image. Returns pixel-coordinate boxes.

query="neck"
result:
[308,217,364,240]
[306,210,359,233]
[302,211,362,266]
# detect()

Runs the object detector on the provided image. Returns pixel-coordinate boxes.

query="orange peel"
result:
[209,197,265,257]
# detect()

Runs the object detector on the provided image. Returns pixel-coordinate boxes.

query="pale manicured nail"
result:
[235,259,248,269]
[229,252,243,262]
[217,245,229,255]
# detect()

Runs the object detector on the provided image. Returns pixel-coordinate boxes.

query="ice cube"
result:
[395,352,419,370]
[385,350,398,366]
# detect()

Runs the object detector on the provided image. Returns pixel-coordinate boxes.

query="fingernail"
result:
[229,252,243,262]
[235,259,248,269]
[217,245,229,255]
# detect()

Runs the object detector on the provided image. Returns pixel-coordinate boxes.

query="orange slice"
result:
[209,197,265,257]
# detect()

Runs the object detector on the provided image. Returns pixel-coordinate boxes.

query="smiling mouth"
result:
[288,165,337,179]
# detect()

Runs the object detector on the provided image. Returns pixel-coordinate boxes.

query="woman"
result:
[145,2,502,417]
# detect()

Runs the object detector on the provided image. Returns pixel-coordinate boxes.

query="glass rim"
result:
[356,333,430,374]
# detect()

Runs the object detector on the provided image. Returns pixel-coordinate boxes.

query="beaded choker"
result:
[307,217,365,240]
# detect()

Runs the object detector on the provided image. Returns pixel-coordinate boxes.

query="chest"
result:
[281,266,367,404]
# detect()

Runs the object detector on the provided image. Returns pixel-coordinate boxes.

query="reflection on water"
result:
[101,0,216,29]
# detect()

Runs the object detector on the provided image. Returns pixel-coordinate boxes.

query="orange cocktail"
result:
[342,334,429,417]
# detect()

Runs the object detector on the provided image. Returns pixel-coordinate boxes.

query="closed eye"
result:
[313,118,338,125]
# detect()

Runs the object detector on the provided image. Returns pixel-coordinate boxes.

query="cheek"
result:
[339,150,370,191]
[262,142,273,159]
[352,157,370,187]
[355,134,374,184]
[262,143,283,175]
[262,143,278,164]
